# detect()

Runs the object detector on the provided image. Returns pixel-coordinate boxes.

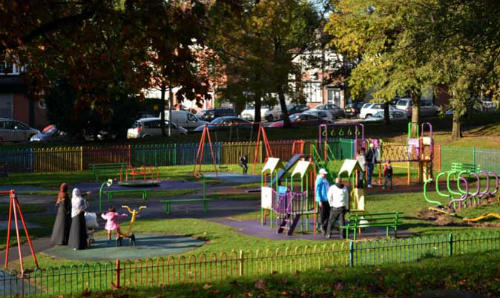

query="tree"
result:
[1,1,211,138]
[326,0,436,127]
[209,0,320,127]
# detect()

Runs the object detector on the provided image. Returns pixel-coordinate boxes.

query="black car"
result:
[198,108,236,121]
[344,101,366,118]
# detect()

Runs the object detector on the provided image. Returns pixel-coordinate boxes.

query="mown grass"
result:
[89,252,500,298]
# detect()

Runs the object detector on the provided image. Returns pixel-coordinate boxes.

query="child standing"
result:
[383,161,393,190]
[240,155,248,174]
[101,207,128,240]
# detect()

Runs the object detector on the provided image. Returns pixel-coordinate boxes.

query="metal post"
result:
[115,259,121,288]
[238,250,244,276]
[472,147,476,170]
[349,241,354,267]
[448,233,453,257]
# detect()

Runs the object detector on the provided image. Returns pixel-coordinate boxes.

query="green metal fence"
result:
[1,231,498,297]
[440,146,500,173]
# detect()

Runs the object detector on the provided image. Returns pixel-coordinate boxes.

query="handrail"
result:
[423,178,442,206]
[448,176,469,209]
[435,171,451,198]
[478,170,491,198]
[488,171,499,196]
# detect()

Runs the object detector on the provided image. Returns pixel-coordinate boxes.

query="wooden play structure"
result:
[193,123,272,177]
[1,189,39,274]
[260,157,317,235]
[376,122,434,185]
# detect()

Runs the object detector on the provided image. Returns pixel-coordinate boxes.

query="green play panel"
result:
[43,234,205,261]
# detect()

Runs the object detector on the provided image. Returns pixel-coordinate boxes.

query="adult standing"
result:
[315,168,330,235]
[50,183,71,245]
[68,188,88,250]
[326,177,349,239]
[365,143,377,188]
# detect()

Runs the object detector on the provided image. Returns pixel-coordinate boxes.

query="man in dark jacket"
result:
[365,143,376,188]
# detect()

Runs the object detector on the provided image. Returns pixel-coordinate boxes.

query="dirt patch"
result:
[417,208,465,226]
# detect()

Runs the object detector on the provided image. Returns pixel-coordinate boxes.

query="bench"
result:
[89,162,127,181]
[99,188,150,212]
[450,162,479,173]
[341,212,402,240]
[162,198,211,215]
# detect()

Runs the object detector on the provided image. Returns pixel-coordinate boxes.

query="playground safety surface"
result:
[42,234,205,261]
[202,172,261,183]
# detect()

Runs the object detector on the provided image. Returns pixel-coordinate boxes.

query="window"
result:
[187,113,197,122]
[0,94,13,118]
[327,87,341,106]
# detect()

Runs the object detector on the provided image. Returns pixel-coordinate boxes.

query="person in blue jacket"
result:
[315,168,330,235]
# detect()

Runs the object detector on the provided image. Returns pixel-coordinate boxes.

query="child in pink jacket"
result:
[101,207,128,240]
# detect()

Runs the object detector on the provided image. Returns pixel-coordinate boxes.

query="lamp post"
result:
[99,179,113,212]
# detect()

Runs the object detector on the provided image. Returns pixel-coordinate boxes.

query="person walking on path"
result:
[240,154,248,174]
[68,188,88,250]
[315,168,330,235]
[383,160,393,190]
[326,177,349,239]
[50,183,71,245]
[365,143,377,188]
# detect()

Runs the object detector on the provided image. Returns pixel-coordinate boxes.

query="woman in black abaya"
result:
[50,183,71,245]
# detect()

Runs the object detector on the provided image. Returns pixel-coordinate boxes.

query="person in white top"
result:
[326,177,349,239]
[68,188,88,250]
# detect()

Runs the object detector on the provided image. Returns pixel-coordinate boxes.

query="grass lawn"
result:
[0,204,45,215]
[91,252,500,298]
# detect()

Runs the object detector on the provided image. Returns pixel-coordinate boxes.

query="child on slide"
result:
[101,207,128,240]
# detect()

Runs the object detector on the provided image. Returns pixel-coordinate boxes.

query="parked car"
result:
[127,118,187,139]
[359,103,397,119]
[30,125,68,142]
[312,103,344,119]
[363,110,407,122]
[193,116,253,132]
[198,108,236,122]
[240,104,281,122]
[286,104,310,115]
[0,118,40,142]
[395,98,440,118]
[162,110,207,130]
[268,113,330,128]
[303,109,335,122]
[343,101,366,118]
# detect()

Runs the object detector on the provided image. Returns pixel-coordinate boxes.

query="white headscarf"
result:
[71,188,86,217]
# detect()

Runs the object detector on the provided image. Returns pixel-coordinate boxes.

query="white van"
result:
[161,110,207,130]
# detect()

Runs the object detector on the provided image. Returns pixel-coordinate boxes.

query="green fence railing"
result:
[1,231,498,297]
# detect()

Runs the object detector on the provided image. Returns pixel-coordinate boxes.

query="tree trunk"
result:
[160,83,166,136]
[410,95,420,136]
[278,84,291,128]
[383,103,390,125]
[168,85,173,137]
[451,108,462,140]
[253,92,262,123]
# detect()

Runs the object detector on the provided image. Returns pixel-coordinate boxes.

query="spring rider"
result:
[117,205,147,246]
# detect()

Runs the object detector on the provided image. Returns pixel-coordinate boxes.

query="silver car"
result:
[395,98,440,118]
[313,103,345,119]
[127,118,188,139]
[0,118,40,142]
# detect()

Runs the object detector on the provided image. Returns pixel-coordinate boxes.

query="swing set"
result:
[193,122,273,177]
[1,189,38,274]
